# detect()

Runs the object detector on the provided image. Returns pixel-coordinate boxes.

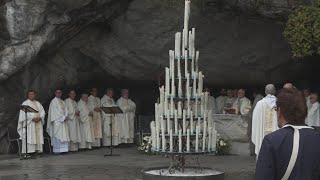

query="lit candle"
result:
[190,111,194,134]
[175,110,178,134]
[179,130,182,153]
[202,120,207,152]
[195,126,199,152]
[187,129,190,152]
[208,126,212,152]
[162,128,166,152]
[183,110,186,135]
[170,129,173,152]
[184,50,188,78]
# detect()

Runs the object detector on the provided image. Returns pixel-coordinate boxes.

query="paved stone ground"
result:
[0,147,255,180]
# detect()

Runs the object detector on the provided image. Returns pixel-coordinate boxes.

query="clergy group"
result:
[18,88,136,155]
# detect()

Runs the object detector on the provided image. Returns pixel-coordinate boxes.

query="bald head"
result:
[283,83,293,89]
[265,84,276,95]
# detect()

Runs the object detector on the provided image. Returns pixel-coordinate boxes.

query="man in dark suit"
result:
[255,88,320,180]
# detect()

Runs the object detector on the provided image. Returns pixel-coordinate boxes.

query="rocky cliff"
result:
[0,0,315,153]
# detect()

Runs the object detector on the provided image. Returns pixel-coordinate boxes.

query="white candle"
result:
[178,75,182,97]
[191,51,195,78]
[174,110,178,134]
[187,97,190,118]
[178,101,182,118]
[201,93,204,117]
[212,129,217,151]
[177,56,181,78]
[186,73,190,98]
[198,117,201,133]
[175,32,181,59]
[162,128,166,152]
[204,92,208,113]
[156,129,160,151]
[170,97,174,117]
[202,120,207,152]
[208,126,212,152]
[187,129,190,152]
[188,31,192,57]
[182,29,187,51]
[171,51,175,97]
[167,116,170,134]
[151,122,156,150]
[193,77,197,97]
[184,50,188,78]
[198,72,202,95]
[184,0,190,31]
[164,97,168,118]
[195,94,198,116]
[190,111,194,135]
[165,67,170,97]
[179,130,182,153]
[155,103,158,132]
[183,110,186,135]
[195,126,199,152]
[169,129,173,152]
[195,51,199,75]
[192,28,195,56]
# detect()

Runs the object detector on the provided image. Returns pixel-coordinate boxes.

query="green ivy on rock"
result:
[284,1,320,57]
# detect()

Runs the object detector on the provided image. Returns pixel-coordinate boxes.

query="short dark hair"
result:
[276,88,307,125]
[26,90,35,97]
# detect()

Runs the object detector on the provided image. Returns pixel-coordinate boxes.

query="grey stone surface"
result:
[0,147,255,180]
[0,0,316,153]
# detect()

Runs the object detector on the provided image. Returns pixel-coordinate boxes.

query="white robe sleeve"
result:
[251,101,264,155]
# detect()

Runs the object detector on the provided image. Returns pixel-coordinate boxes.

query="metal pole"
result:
[25,110,28,157]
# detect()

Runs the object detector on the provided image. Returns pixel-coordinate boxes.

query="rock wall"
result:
[0,0,316,153]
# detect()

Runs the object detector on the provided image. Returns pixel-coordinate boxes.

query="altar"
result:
[212,114,252,156]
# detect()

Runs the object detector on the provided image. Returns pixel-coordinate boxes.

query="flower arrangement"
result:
[215,134,230,156]
[138,136,153,154]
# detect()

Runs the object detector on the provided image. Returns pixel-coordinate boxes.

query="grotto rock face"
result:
[0,0,315,153]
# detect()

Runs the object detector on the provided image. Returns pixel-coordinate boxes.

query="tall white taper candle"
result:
[162,128,166,152]
[170,129,173,152]
[187,129,190,152]
[179,130,182,152]
[195,126,199,152]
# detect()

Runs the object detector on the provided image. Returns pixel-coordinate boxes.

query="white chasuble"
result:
[18,99,45,153]
[101,95,119,146]
[88,95,102,147]
[78,99,95,149]
[65,98,81,151]
[306,102,320,127]
[47,97,70,153]
[117,97,136,144]
[251,95,278,155]
[232,97,252,116]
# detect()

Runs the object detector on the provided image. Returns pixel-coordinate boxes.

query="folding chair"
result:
[6,126,21,158]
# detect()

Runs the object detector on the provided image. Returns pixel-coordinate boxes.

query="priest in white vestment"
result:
[306,93,320,126]
[252,84,278,156]
[88,88,102,147]
[47,89,70,154]
[303,89,312,110]
[65,90,81,152]
[78,93,95,149]
[18,90,45,154]
[101,88,120,146]
[204,88,217,114]
[231,89,252,115]
[216,89,227,114]
[117,89,136,144]
[225,89,236,108]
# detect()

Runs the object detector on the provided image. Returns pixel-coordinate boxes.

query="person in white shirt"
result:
[303,88,312,110]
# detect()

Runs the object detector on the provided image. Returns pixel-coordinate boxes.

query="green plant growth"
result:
[284,2,320,57]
